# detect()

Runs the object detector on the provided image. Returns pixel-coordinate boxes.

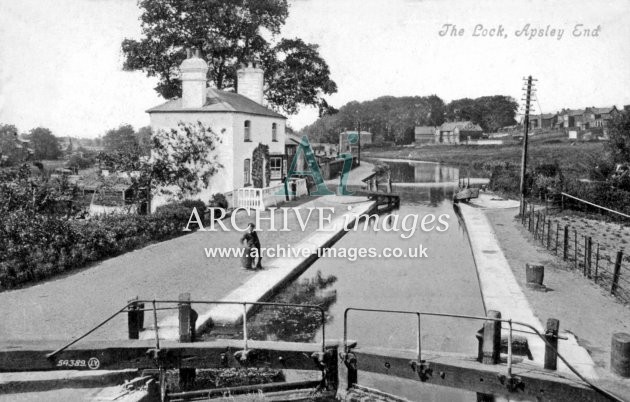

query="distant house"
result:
[0,131,32,165]
[147,52,286,210]
[529,113,558,130]
[285,133,305,171]
[436,121,483,144]
[339,130,372,153]
[557,109,584,129]
[414,126,436,144]
[579,106,618,130]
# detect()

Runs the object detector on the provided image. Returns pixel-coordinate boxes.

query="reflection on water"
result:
[386,160,459,184]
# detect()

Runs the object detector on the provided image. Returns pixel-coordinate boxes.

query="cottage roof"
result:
[587,106,616,114]
[285,133,302,145]
[561,109,584,116]
[439,121,483,131]
[414,126,435,135]
[146,87,285,119]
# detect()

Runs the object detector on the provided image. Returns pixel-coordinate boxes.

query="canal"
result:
[246,160,488,400]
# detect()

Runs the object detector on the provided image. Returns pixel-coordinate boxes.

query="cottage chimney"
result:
[237,61,264,105]
[180,49,208,108]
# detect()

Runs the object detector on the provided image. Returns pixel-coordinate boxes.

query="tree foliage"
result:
[0,124,30,166]
[99,121,223,202]
[445,95,518,132]
[27,127,61,160]
[103,124,139,153]
[299,94,517,144]
[122,0,337,114]
[299,95,446,144]
[607,111,630,164]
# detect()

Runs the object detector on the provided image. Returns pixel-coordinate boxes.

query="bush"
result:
[0,201,202,290]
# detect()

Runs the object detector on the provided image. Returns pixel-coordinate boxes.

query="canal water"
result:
[248,160,489,400]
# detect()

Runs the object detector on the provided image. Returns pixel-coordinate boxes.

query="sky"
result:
[1,0,629,138]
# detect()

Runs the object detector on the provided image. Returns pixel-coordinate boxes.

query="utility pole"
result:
[520,76,535,215]
[357,121,361,166]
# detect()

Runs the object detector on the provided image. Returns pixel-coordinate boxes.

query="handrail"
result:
[343,307,623,402]
[560,192,630,220]
[47,300,326,359]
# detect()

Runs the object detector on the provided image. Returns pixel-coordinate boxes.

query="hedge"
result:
[0,201,206,290]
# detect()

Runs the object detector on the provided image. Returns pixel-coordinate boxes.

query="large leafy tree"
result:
[103,124,139,153]
[122,0,337,114]
[27,127,62,160]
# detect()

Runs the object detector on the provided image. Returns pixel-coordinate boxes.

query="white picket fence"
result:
[233,178,308,211]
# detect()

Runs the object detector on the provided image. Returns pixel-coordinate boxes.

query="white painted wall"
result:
[231,114,286,189]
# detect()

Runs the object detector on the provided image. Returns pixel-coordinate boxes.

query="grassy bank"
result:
[363,140,605,179]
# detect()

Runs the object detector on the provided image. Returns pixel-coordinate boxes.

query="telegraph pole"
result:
[520,76,535,215]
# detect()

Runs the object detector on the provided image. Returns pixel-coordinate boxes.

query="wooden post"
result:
[595,243,600,283]
[544,318,559,370]
[546,220,551,249]
[127,297,143,340]
[611,333,630,377]
[178,293,193,343]
[534,212,540,239]
[561,193,564,211]
[574,231,578,270]
[611,251,624,295]
[482,310,501,364]
[562,225,569,261]
[521,200,526,225]
[586,237,592,278]
[555,222,560,254]
[583,236,588,276]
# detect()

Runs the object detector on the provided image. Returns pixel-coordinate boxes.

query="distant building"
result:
[557,109,584,129]
[0,130,32,165]
[579,106,618,130]
[436,121,483,144]
[339,130,372,153]
[528,113,558,129]
[414,126,436,144]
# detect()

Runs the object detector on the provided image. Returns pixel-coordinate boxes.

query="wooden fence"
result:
[521,199,629,304]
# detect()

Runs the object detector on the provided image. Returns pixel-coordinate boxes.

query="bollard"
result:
[611,333,630,377]
[178,293,194,343]
[482,310,501,364]
[127,297,143,340]
[525,264,546,291]
[544,318,559,370]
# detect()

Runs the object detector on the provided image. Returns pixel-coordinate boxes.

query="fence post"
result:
[555,222,560,254]
[562,225,569,261]
[561,193,564,211]
[521,200,526,225]
[178,292,194,343]
[547,221,551,249]
[544,318,559,370]
[611,251,624,295]
[535,212,540,239]
[574,231,578,270]
[595,243,600,283]
[127,296,143,340]
[586,237,592,278]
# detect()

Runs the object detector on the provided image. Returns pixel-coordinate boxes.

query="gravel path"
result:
[0,197,350,341]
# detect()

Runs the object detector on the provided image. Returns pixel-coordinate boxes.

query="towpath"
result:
[0,196,362,342]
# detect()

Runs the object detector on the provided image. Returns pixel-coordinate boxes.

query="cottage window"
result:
[244,120,251,142]
[244,158,251,185]
[270,156,282,180]
[272,123,277,142]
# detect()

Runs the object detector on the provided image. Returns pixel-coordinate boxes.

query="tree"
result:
[99,122,223,203]
[445,96,517,132]
[27,127,61,160]
[103,124,139,153]
[121,0,337,114]
[607,111,630,164]
[135,126,153,156]
[0,124,30,166]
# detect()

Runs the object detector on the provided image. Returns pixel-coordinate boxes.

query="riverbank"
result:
[363,141,605,179]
